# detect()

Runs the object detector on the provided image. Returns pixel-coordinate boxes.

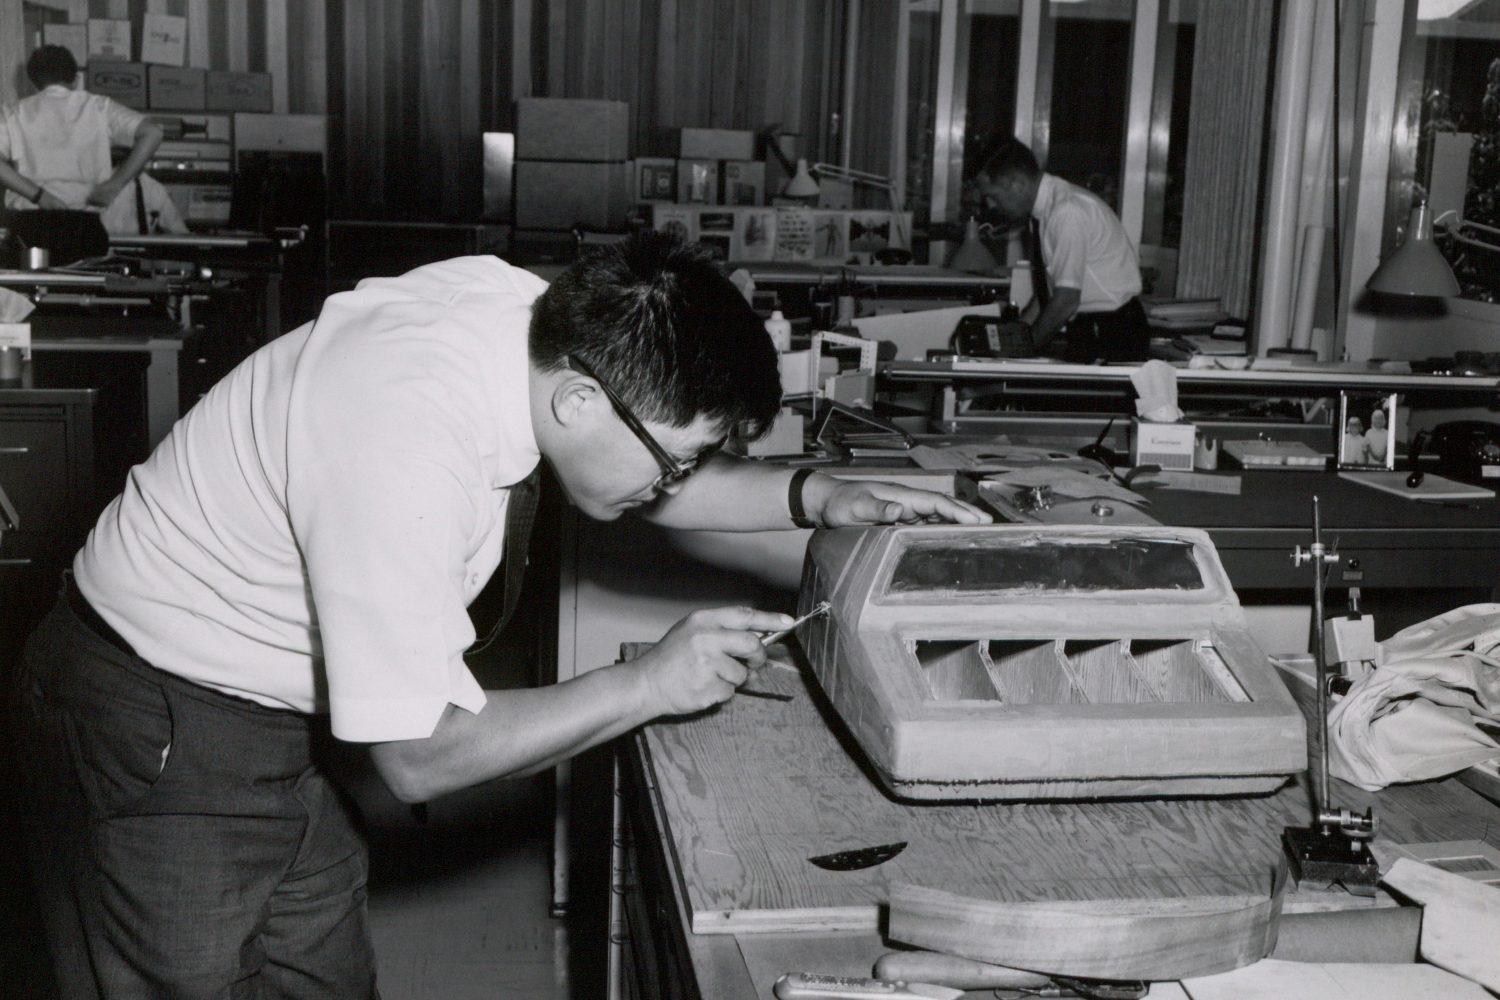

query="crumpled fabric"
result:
[1327,603,1500,791]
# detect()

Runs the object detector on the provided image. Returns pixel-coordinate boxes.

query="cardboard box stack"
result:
[513,98,631,244]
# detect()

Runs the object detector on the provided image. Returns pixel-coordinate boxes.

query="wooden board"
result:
[1377,840,1500,886]
[1380,859,1500,992]
[635,654,1500,935]
[886,875,1284,980]
[1338,469,1496,501]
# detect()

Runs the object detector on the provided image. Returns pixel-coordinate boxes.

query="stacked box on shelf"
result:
[513,98,631,236]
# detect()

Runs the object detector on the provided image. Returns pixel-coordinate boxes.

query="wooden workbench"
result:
[613,647,1500,999]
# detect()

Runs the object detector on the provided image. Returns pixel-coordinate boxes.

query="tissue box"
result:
[1131,418,1196,471]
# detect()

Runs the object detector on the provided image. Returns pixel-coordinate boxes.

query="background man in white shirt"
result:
[0,45,163,216]
[13,233,988,998]
[975,138,1150,362]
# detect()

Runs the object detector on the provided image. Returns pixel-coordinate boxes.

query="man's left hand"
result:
[815,480,992,527]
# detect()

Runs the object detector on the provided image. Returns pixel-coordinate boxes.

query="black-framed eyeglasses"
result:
[568,354,711,491]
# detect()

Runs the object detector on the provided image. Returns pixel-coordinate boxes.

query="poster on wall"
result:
[773,207,815,262]
[141,13,188,66]
[87,19,132,60]
[731,209,776,261]
[651,205,698,243]
[694,210,736,262]
[849,212,896,254]
[811,212,849,262]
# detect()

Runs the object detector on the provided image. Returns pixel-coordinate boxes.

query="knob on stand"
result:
[1282,496,1380,896]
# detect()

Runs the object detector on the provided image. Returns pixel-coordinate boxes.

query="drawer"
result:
[0,417,69,536]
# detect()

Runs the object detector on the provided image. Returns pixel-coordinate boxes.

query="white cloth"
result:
[0,85,145,211]
[75,256,549,742]
[1327,603,1500,790]
[99,173,189,235]
[1032,173,1142,313]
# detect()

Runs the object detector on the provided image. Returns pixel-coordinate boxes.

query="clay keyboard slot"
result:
[1129,639,1246,702]
[914,640,1002,701]
[912,637,1248,705]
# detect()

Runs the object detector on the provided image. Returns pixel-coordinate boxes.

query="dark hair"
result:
[27,45,78,89]
[530,231,781,439]
[978,137,1041,182]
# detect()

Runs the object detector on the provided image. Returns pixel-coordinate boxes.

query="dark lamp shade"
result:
[949,217,999,273]
[1366,202,1460,297]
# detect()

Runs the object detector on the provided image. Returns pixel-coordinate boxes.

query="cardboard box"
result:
[515,99,629,162]
[148,66,206,111]
[1131,418,1197,472]
[206,71,273,113]
[679,127,754,161]
[514,161,629,229]
[721,160,765,206]
[86,61,148,110]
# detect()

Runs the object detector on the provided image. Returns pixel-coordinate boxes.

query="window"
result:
[902,0,1200,278]
[1392,0,1500,304]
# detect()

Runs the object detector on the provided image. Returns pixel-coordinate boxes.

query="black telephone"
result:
[1428,420,1500,484]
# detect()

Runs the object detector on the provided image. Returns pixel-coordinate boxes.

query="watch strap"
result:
[788,468,818,529]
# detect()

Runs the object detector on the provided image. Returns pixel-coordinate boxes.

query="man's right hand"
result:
[633,606,795,716]
[36,189,67,210]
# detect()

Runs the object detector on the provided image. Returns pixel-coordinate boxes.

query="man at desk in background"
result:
[0,45,163,225]
[11,232,987,998]
[975,138,1150,362]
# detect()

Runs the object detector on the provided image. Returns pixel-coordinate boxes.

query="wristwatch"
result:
[788,468,819,529]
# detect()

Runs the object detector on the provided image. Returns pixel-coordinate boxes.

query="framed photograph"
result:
[634,158,678,203]
[1337,391,1397,470]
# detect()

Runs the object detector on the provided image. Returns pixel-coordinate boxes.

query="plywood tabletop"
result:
[632,651,1500,935]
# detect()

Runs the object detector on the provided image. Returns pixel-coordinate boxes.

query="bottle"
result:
[764,310,792,352]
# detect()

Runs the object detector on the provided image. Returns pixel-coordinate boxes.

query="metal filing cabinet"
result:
[0,357,149,669]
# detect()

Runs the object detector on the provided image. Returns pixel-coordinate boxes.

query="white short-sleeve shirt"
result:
[74,256,549,742]
[0,85,145,211]
[1034,173,1142,313]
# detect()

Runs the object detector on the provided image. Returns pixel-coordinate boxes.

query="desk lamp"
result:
[782,159,821,201]
[1366,201,1460,296]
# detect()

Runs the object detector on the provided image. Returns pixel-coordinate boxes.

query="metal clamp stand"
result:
[1282,496,1380,895]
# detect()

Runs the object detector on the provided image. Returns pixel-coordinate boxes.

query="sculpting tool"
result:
[737,602,830,700]
[758,601,831,647]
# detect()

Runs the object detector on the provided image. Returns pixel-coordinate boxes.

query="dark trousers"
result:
[1060,297,1151,363]
[10,578,378,999]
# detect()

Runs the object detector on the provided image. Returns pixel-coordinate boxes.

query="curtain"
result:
[1175,2,1277,320]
